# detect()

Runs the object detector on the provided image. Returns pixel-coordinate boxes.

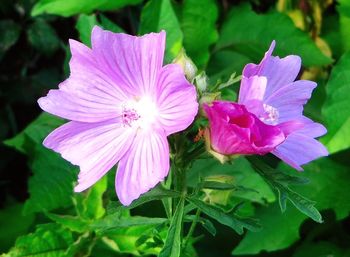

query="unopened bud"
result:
[194,71,208,92]
[173,49,197,82]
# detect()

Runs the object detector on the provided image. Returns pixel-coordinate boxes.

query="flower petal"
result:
[238,76,267,104]
[264,80,317,122]
[91,26,166,96]
[116,129,170,206]
[272,132,328,170]
[38,39,129,122]
[243,41,301,98]
[157,64,198,135]
[204,101,285,155]
[43,120,135,191]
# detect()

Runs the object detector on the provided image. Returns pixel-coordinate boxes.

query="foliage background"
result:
[0,0,350,256]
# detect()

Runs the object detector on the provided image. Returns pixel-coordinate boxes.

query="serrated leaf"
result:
[139,0,183,62]
[234,158,350,254]
[101,224,164,256]
[31,0,142,17]
[181,0,218,67]
[23,146,78,215]
[159,197,184,257]
[216,4,332,67]
[109,186,180,211]
[27,19,60,56]
[46,213,88,233]
[92,215,167,234]
[187,157,276,204]
[0,20,21,59]
[187,197,261,235]
[247,156,322,223]
[322,51,350,154]
[4,223,73,257]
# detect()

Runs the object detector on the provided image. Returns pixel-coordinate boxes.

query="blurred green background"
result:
[1,0,350,256]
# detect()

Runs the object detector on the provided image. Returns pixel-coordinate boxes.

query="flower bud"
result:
[173,49,197,82]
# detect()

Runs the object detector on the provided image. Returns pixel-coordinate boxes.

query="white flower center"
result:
[121,96,159,130]
[259,104,279,125]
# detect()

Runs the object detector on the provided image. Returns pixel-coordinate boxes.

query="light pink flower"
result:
[38,26,198,205]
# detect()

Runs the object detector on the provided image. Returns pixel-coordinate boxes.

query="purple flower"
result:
[205,41,328,170]
[38,27,198,205]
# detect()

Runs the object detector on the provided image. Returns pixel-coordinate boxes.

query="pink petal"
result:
[43,120,136,191]
[243,41,301,98]
[204,101,285,155]
[272,133,328,170]
[91,26,166,97]
[264,80,317,122]
[157,64,198,135]
[116,129,170,206]
[238,76,267,104]
[38,39,130,122]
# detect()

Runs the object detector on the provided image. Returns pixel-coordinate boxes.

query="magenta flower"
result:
[205,41,328,170]
[38,27,198,205]
[203,101,285,155]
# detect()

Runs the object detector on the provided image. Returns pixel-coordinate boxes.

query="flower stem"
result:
[183,208,201,250]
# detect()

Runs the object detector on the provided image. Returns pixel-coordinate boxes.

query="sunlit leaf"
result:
[322,51,350,154]
[139,0,183,62]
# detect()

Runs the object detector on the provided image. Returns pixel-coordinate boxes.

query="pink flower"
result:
[38,27,198,205]
[205,41,328,170]
[203,101,285,155]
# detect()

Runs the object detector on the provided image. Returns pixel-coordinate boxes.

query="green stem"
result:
[183,208,201,250]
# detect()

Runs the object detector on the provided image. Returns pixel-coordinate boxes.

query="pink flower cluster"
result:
[38,27,327,205]
[204,41,328,170]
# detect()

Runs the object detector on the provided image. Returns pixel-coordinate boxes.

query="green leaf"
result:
[4,223,73,257]
[101,224,164,256]
[4,113,64,154]
[185,215,216,236]
[46,213,88,233]
[187,157,276,204]
[207,50,252,82]
[232,203,305,255]
[139,0,183,62]
[75,14,123,47]
[27,19,60,56]
[92,215,167,234]
[293,241,350,257]
[65,233,95,257]
[76,14,98,47]
[247,156,322,223]
[234,158,350,254]
[81,176,107,220]
[322,51,350,154]
[338,0,350,52]
[180,0,218,67]
[109,186,181,211]
[187,197,261,235]
[99,15,123,33]
[0,203,35,252]
[0,20,21,59]
[216,4,332,67]
[31,0,142,17]
[159,197,184,257]
[23,146,78,215]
